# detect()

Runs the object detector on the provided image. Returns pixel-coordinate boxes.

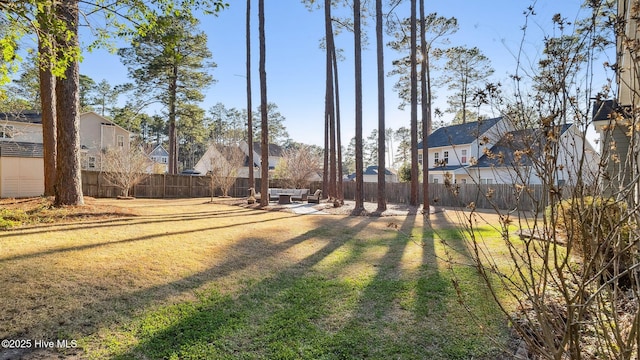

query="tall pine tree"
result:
[119,15,214,174]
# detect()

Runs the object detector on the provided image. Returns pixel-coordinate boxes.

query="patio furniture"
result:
[268,188,310,202]
[278,194,292,204]
[307,189,322,203]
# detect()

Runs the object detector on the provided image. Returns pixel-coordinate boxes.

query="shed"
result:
[0,141,44,198]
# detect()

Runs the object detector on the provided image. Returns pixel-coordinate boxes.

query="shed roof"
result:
[0,141,44,158]
[0,111,42,124]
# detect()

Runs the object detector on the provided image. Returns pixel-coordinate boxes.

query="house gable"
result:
[79,112,133,171]
[149,144,169,158]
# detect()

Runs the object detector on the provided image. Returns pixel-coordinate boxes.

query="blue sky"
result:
[79,0,604,147]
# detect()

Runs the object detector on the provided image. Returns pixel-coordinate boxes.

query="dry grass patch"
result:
[0,197,138,229]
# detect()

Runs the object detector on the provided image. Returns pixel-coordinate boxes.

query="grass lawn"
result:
[0,198,514,359]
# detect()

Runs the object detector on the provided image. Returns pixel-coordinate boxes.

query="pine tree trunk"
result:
[259,0,269,206]
[325,0,336,201]
[168,67,178,174]
[37,4,56,197]
[375,0,386,213]
[246,0,254,188]
[54,0,83,206]
[332,46,344,204]
[354,0,364,213]
[420,0,430,214]
[409,0,419,206]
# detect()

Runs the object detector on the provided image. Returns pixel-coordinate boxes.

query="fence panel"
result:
[82,171,562,211]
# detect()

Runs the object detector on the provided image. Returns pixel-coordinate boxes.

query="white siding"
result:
[0,121,43,143]
[0,157,44,198]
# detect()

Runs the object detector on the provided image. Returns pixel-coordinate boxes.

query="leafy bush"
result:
[0,209,27,229]
[398,162,411,182]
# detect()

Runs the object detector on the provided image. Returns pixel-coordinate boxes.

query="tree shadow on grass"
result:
[1,212,373,359]
[104,217,375,360]
[415,210,512,359]
[94,212,510,359]
[0,207,259,239]
[0,210,297,262]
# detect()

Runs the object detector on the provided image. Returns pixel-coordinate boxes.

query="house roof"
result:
[428,165,466,172]
[252,141,284,157]
[346,166,396,180]
[0,111,42,124]
[363,165,395,175]
[418,117,502,149]
[149,144,168,157]
[474,124,573,168]
[0,141,44,158]
[592,99,619,122]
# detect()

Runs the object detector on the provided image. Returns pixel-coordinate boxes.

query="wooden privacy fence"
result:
[337,181,551,211]
[82,171,288,199]
[82,171,559,211]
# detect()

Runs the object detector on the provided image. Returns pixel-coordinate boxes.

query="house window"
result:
[88,156,96,169]
[117,135,124,147]
[162,157,167,164]
[418,153,423,166]
[0,125,13,139]
[461,149,467,164]
[433,178,439,184]
[480,179,494,185]
[460,178,467,184]
[443,151,449,164]
[433,152,439,165]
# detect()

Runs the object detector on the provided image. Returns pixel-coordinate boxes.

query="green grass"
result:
[99,270,506,360]
[0,198,513,359]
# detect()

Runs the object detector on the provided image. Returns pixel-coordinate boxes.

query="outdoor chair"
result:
[307,189,322,203]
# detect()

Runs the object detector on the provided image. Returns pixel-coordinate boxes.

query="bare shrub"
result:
[208,144,245,198]
[437,3,640,359]
[273,145,322,189]
[101,146,151,197]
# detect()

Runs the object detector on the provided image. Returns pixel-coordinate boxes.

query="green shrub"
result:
[398,163,411,182]
[0,209,28,229]
[0,218,18,229]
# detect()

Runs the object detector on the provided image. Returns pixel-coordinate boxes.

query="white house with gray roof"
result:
[418,117,512,184]
[418,117,598,186]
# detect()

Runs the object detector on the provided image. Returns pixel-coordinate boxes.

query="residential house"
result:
[592,0,637,195]
[238,140,284,174]
[194,141,285,178]
[147,144,169,174]
[0,111,44,197]
[471,124,599,186]
[346,166,398,183]
[0,111,43,143]
[418,117,596,186]
[79,111,133,171]
[418,117,512,184]
[0,111,134,198]
[193,143,228,176]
